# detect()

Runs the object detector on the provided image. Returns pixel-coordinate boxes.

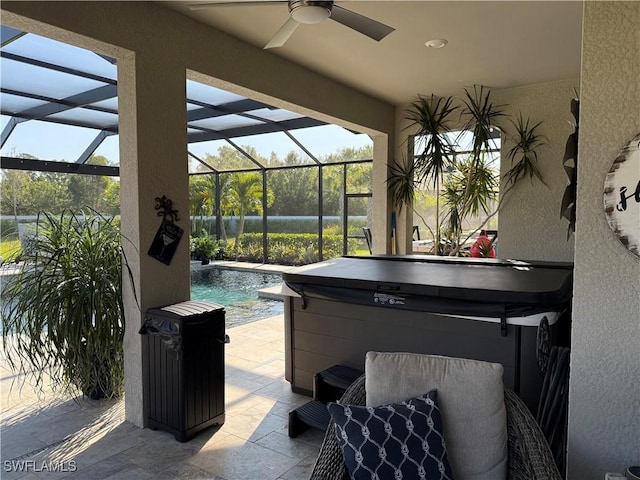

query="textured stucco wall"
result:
[567,2,640,478]
[492,80,579,262]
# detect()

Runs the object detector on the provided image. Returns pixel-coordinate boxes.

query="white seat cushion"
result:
[365,351,508,480]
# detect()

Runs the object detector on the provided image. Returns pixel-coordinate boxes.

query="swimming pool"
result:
[190,267,284,327]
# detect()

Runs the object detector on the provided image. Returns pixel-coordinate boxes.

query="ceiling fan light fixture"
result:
[425,38,448,49]
[290,3,331,25]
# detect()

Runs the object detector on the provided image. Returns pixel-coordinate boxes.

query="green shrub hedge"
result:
[235,233,357,265]
[190,235,219,261]
[189,217,367,236]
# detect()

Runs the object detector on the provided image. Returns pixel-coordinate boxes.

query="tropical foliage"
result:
[227,172,273,246]
[392,94,459,253]
[236,232,357,265]
[441,155,498,247]
[391,85,546,256]
[460,85,505,165]
[190,233,222,261]
[1,210,125,399]
[503,113,547,188]
[407,94,459,188]
[0,155,120,226]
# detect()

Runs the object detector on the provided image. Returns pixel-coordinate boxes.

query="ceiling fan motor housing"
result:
[289,0,333,24]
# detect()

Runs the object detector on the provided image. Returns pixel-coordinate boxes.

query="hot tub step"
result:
[288,400,330,438]
[314,364,363,403]
[318,364,363,390]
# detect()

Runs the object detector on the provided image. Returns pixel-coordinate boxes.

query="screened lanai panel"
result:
[0,93,48,113]
[228,132,317,167]
[90,98,119,111]
[1,31,117,80]
[244,108,304,123]
[291,125,373,163]
[322,163,344,229]
[218,170,266,260]
[267,168,320,264]
[186,81,245,105]
[189,160,212,174]
[345,161,373,257]
[188,139,261,171]
[322,164,347,259]
[190,114,264,131]
[91,135,120,164]
[48,109,118,128]
[346,195,372,255]
[1,120,106,162]
[0,58,110,99]
[347,162,373,194]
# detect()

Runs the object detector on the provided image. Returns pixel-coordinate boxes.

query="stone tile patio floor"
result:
[0,315,323,480]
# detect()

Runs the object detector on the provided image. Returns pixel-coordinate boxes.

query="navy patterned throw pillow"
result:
[328,389,454,480]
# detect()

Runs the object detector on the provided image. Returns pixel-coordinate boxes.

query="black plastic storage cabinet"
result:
[141,301,226,442]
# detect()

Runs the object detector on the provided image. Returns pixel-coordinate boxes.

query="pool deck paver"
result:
[0,315,324,480]
[190,260,299,275]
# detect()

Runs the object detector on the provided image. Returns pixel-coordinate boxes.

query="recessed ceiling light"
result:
[425,39,448,49]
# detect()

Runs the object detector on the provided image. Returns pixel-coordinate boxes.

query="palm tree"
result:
[455,85,505,235]
[189,175,215,234]
[225,172,273,247]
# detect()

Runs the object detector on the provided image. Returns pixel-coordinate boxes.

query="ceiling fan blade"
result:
[329,5,395,41]
[264,17,300,49]
[189,1,284,11]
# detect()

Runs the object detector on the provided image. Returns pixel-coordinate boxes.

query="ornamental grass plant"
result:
[1,209,125,399]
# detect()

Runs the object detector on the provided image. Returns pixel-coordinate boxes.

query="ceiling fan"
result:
[189,1,395,49]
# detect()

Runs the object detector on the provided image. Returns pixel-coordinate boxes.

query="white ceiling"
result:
[162,1,584,106]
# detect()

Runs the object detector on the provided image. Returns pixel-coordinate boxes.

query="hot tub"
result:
[282,255,572,413]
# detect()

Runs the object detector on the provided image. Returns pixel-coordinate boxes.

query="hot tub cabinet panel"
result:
[283,256,572,414]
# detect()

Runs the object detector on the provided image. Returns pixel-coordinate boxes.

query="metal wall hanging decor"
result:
[560,96,579,239]
[604,132,640,257]
[148,195,184,265]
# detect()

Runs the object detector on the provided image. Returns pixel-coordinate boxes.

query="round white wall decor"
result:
[604,132,640,257]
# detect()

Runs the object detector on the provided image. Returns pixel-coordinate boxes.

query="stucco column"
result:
[567,2,640,477]
[372,134,393,254]
[393,106,414,255]
[118,52,190,427]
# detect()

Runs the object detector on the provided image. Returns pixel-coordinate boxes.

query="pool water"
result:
[190,268,284,327]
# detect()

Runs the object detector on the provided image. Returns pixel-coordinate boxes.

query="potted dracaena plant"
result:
[388,85,547,256]
[387,94,459,255]
[1,209,126,399]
